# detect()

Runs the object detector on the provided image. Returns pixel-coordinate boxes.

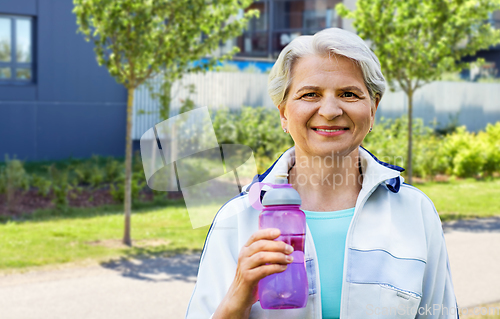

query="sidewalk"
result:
[0,217,499,319]
[443,216,500,308]
[0,254,200,319]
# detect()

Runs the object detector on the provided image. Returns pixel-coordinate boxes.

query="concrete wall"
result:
[0,0,127,161]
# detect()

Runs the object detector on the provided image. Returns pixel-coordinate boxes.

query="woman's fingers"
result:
[245,263,289,282]
[236,228,295,282]
[243,228,293,257]
[244,228,281,247]
[245,251,294,270]
[246,238,293,256]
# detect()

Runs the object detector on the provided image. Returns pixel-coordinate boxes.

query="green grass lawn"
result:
[0,178,499,272]
[0,200,212,272]
[415,178,500,222]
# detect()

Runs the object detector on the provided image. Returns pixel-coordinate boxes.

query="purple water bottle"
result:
[257,174,308,309]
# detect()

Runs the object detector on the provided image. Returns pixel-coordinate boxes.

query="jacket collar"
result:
[244,146,404,194]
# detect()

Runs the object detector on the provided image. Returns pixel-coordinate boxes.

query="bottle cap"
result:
[262,174,302,206]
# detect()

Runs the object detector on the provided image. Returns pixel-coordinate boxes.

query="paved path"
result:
[1,217,499,319]
[0,254,200,319]
[443,217,500,308]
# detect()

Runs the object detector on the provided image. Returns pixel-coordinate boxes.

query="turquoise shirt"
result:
[303,207,355,319]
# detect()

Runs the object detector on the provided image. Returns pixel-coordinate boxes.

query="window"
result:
[270,0,341,57]
[273,0,306,30]
[0,15,34,83]
[236,2,269,57]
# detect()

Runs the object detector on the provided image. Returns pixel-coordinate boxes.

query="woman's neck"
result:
[289,147,363,212]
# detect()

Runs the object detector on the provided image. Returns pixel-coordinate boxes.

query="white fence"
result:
[132,72,500,139]
[132,71,274,140]
[379,81,500,131]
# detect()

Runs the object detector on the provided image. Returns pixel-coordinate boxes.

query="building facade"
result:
[233,0,344,59]
[224,0,500,79]
[0,0,127,161]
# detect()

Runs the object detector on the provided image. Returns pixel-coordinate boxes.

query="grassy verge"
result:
[0,199,212,273]
[415,178,500,222]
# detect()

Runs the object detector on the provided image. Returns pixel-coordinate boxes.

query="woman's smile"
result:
[311,126,349,136]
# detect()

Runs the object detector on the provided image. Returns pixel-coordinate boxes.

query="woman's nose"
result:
[317,96,343,120]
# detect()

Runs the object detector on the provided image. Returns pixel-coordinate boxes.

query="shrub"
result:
[363,115,410,169]
[88,165,105,188]
[109,172,146,203]
[48,165,72,209]
[32,174,52,197]
[72,155,106,187]
[439,126,471,175]
[104,157,123,182]
[438,126,491,177]
[479,122,500,177]
[210,106,294,173]
[73,163,92,185]
[0,156,30,208]
[413,134,448,179]
[452,144,486,177]
[362,115,446,178]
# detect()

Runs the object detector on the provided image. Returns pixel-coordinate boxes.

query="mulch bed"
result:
[0,188,118,219]
[0,188,183,220]
[0,189,55,219]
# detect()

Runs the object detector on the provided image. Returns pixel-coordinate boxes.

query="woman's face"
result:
[279,54,379,159]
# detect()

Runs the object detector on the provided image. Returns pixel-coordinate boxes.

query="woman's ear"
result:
[372,94,380,116]
[369,94,380,129]
[278,103,288,130]
[371,94,380,120]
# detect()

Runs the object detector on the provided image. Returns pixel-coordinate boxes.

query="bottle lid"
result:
[262,174,302,206]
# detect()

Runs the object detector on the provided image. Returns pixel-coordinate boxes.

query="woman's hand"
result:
[213,228,294,319]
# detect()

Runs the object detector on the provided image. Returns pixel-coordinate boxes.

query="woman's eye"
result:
[302,92,317,98]
[342,92,358,98]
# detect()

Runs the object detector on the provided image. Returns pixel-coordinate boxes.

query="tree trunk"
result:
[407,89,413,185]
[123,87,135,246]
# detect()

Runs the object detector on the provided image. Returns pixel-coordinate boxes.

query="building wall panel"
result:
[36,102,126,160]
[0,0,37,16]
[0,102,37,160]
[0,0,128,161]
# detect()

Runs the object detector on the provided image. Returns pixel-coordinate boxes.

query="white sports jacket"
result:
[185,146,458,319]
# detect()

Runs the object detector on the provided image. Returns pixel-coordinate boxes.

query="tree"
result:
[73,0,257,246]
[337,0,500,184]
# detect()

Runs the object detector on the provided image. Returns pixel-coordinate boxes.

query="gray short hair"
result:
[268,28,386,107]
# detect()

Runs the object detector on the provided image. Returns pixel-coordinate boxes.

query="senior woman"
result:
[186,28,457,319]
